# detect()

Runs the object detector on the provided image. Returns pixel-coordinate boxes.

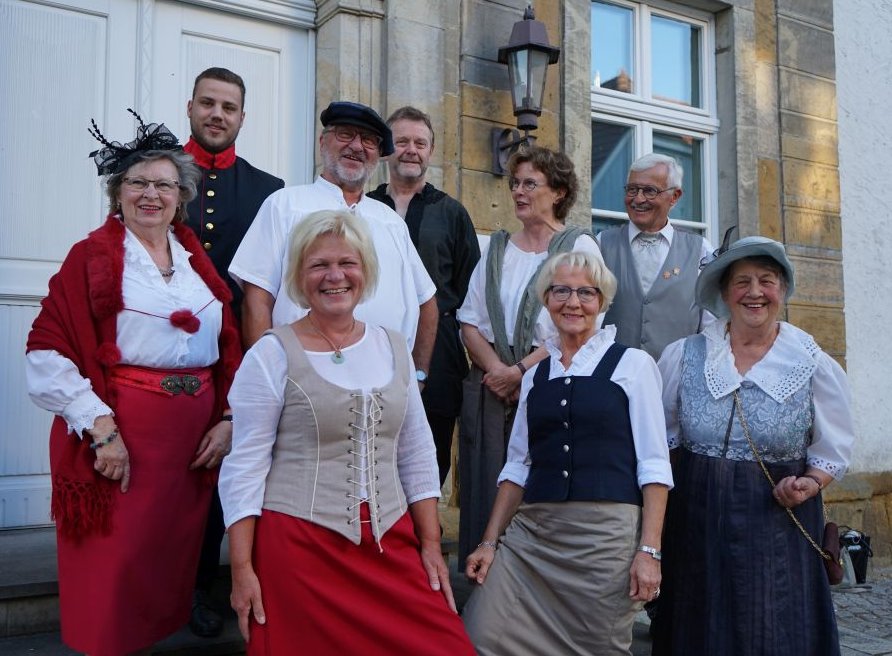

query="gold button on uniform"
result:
[209,173,217,180]
[205,222,214,230]
[207,190,215,197]
[206,207,214,214]
[203,242,212,251]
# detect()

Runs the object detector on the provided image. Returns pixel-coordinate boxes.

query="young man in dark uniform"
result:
[183,67,284,638]
[368,106,480,486]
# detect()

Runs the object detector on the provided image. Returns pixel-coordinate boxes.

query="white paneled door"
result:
[0,0,314,528]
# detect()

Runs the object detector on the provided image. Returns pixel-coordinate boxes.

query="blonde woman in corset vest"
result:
[218,209,473,655]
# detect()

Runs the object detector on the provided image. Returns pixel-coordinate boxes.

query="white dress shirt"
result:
[458,234,604,346]
[498,325,674,490]
[219,325,441,529]
[26,228,223,436]
[228,177,436,349]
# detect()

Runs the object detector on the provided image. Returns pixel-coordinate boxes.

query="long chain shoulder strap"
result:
[732,390,831,562]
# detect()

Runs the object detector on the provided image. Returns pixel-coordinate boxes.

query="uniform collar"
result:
[184,137,237,170]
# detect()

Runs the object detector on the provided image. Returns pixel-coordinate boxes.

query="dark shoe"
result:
[189,589,223,638]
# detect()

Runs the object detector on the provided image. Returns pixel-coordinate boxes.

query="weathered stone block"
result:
[461,80,514,124]
[461,169,521,234]
[461,0,522,62]
[786,305,846,355]
[779,70,837,121]
[785,208,842,253]
[757,158,782,239]
[777,17,836,79]
[786,254,844,306]
[777,0,833,31]
[755,0,777,64]
[782,158,840,213]
[780,112,839,167]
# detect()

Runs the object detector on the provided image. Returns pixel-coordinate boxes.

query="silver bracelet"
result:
[637,545,662,561]
[477,540,498,551]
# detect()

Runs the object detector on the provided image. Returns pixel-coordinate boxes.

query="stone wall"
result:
[311,0,891,561]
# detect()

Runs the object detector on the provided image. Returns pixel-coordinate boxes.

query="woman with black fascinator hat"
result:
[25,110,241,655]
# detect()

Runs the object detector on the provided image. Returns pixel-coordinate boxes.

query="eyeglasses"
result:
[547,285,600,303]
[123,177,181,194]
[623,184,677,200]
[508,177,546,192]
[325,126,383,149]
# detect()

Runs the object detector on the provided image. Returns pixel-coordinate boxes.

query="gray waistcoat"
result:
[262,325,410,546]
[600,224,702,359]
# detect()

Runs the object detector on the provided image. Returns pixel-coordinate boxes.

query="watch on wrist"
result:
[637,545,662,561]
[415,369,428,383]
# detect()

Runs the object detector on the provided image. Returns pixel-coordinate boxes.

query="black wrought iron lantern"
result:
[492,6,561,175]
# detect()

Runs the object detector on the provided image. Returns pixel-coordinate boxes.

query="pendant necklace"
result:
[307,314,355,364]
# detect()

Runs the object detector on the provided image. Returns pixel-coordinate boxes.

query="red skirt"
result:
[56,365,216,656]
[248,507,474,655]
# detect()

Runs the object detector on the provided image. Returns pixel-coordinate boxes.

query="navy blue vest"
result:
[523,343,643,506]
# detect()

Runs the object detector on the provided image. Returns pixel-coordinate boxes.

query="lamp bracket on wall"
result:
[491,127,537,176]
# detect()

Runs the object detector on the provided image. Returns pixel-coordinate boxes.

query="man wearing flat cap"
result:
[230,101,438,365]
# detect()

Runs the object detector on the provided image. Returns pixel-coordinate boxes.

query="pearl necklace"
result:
[307,314,356,364]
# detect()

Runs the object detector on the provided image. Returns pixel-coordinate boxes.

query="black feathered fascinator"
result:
[88,108,182,176]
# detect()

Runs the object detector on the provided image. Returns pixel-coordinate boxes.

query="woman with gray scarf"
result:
[456,146,602,563]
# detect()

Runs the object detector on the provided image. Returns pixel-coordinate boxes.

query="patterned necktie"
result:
[634,232,663,295]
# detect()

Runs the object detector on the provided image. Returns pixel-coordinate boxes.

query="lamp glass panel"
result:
[508,49,528,111]
[651,15,701,107]
[653,131,703,222]
[527,50,550,110]
[591,1,634,93]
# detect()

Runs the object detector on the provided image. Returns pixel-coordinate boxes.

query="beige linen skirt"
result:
[462,501,642,656]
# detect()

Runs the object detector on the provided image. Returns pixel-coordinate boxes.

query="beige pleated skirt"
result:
[462,501,643,656]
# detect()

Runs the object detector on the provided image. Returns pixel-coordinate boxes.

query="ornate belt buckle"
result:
[160,375,183,395]
[181,375,201,395]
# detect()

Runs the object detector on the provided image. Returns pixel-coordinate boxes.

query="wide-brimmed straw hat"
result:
[696,235,795,318]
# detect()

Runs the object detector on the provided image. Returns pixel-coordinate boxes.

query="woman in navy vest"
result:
[462,250,673,655]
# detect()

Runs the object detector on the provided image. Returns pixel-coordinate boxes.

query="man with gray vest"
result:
[597,153,713,360]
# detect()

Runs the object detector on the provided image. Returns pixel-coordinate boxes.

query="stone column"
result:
[315,0,386,176]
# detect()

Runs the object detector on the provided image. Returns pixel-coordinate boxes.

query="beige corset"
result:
[262,325,410,546]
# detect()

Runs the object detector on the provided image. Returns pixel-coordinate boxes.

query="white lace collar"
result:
[702,321,820,403]
[544,324,617,375]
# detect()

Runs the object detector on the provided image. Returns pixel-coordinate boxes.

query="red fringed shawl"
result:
[26,215,242,540]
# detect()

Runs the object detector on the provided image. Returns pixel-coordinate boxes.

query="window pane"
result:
[592,1,634,93]
[653,131,703,222]
[592,120,635,213]
[651,15,701,107]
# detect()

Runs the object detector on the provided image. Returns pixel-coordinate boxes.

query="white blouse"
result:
[26,227,223,436]
[219,325,440,529]
[498,325,674,490]
[458,234,603,346]
[658,321,854,478]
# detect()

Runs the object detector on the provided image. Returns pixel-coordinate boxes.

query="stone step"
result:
[0,527,245,654]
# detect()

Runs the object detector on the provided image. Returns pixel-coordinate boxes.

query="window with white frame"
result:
[590,0,718,237]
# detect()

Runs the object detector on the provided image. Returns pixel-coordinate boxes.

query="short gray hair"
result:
[629,153,683,189]
[285,209,379,308]
[106,149,201,223]
[535,250,618,313]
